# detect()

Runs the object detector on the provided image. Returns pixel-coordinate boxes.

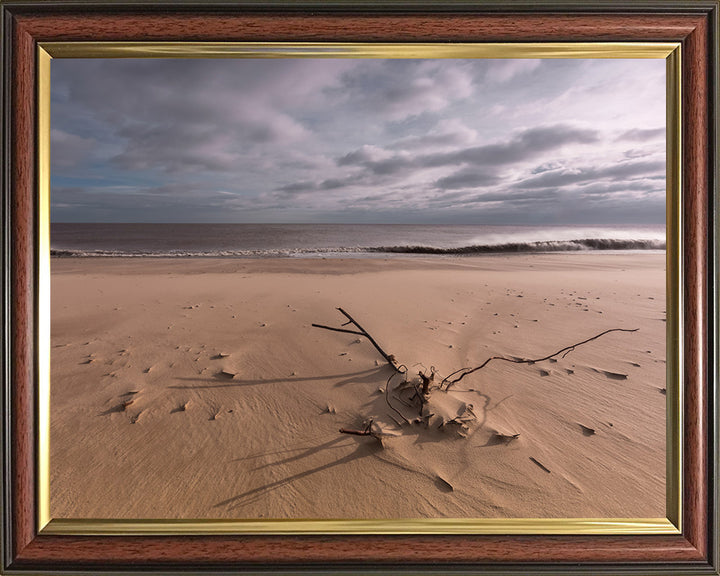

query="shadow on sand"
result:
[169,366,387,390]
[215,437,382,512]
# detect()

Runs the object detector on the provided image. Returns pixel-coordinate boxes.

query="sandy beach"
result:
[50,253,666,520]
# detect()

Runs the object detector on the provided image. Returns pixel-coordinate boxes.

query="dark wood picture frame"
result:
[1,1,717,574]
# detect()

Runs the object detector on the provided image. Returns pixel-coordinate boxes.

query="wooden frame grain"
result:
[1,1,717,574]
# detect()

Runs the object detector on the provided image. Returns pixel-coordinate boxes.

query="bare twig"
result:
[442,328,639,389]
[386,371,411,424]
[340,427,374,436]
[419,371,433,395]
[313,308,399,370]
[340,419,375,436]
[311,324,365,337]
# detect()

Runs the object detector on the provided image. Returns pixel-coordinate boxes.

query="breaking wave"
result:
[367,238,666,254]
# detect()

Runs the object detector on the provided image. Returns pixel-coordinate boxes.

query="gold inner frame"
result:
[36,42,683,536]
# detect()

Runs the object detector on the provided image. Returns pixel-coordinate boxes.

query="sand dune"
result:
[50,254,666,519]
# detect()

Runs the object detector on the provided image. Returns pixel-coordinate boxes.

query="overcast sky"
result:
[51,57,666,224]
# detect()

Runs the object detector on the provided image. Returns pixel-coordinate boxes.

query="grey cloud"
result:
[425,190,472,206]
[435,169,500,190]
[278,174,367,195]
[516,160,665,190]
[337,147,414,176]
[465,190,561,206]
[531,161,564,174]
[390,122,477,152]
[278,181,315,194]
[429,125,599,168]
[575,180,663,197]
[51,129,98,168]
[515,125,599,150]
[618,127,665,141]
[340,124,600,177]
[623,148,655,159]
[337,148,372,166]
[51,183,268,222]
[321,178,353,190]
[52,58,347,176]
[334,60,474,121]
[484,59,542,84]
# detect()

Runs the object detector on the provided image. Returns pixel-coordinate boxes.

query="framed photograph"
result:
[1,1,717,574]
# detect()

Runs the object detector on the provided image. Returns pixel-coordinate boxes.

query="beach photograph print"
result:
[50,55,668,520]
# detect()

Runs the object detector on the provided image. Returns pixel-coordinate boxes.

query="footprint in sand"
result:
[171,401,190,414]
[101,396,136,416]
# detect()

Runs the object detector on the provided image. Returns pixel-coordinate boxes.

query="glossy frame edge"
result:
[36,45,50,538]
[666,43,682,533]
[40,41,679,59]
[35,41,683,537]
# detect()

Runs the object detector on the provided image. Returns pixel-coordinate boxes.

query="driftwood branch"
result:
[313,307,399,370]
[340,419,376,437]
[419,370,434,395]
[442,327,639,389]
[339,427,374,436]
[310,324,365,337]
[313,308,640,440]
[385,369,411,424]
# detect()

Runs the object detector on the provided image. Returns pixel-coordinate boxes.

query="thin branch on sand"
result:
[442,328,639,390]
[339,419,377,437]
[313,307,400,370]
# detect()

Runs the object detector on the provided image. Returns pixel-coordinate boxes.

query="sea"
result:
[50,223,666,259]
